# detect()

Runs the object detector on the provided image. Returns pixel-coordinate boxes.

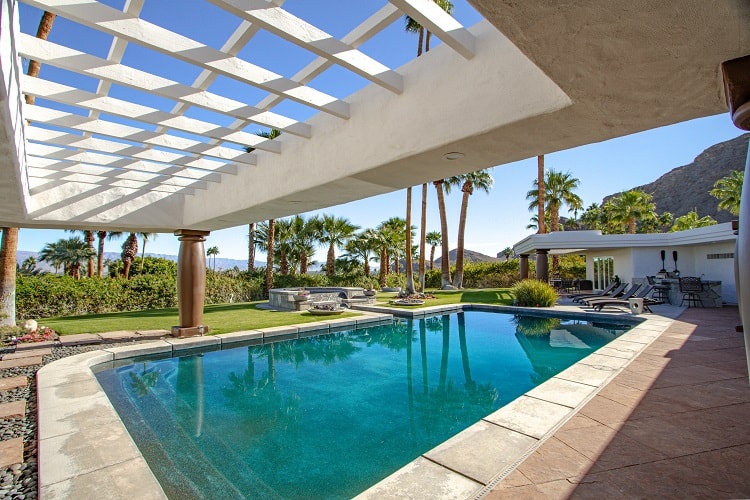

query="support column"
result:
[721,55,750,382]
[172,229,210,338]
[520,254,529,279]
[536,249,549,283]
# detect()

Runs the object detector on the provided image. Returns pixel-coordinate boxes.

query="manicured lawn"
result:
[42,288,514,335]
[43,302,358,335]
[375,288,514,307]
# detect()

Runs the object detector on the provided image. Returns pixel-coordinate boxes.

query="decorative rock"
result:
[20,321,37,334]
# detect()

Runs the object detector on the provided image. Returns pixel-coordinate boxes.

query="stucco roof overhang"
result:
[513,223,737,256]
[1,0,749,232]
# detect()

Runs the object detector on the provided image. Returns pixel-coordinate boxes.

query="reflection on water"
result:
[97,311,630,499]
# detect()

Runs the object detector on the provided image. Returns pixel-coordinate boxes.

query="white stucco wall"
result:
[585,242,737,304]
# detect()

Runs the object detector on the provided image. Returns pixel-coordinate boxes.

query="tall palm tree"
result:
[527,169,582,276]
[433,179,452,288]
[247,223,256,272]
[319,215,359,277]
[246,128,281,293]
[446,170,494,288]
[206,246,220,271]
[609,189,656,234]
[710,170,743,216]
[526,169,582,233]
[38,241,62,274]
[404,186,415,294]
[121,233,139,279]
[1,11,57,326]
[537,155,546,234]
[405,0,454,292]
[380,217,407,275]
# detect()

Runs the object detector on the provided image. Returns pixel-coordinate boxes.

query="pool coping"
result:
[36,305,676,499]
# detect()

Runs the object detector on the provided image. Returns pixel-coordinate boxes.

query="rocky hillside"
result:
[435,248,500,265]
[604,133,749,222]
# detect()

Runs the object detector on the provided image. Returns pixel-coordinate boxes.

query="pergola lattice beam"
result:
[389,0,475,59]
[26,127,239,174]
[23,106,258,166]
[23,0,350,119]
[25,142,223,183]
[209,0,403,94]
[21,76,282,152]
[19,34,312,138]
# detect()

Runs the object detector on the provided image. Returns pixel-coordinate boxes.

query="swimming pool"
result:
[94,311,632,498]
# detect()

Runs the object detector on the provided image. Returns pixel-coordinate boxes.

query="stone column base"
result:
[171,325,209,338]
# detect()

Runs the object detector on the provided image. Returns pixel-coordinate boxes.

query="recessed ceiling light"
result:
[443,152,465,160]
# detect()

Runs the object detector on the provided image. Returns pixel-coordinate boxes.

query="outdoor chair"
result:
[647,275,671,304]
[589,285,664,312]
[679,277,704,307]
[573,282,627,303]
[569,281,617,300]
[582,283,641,306]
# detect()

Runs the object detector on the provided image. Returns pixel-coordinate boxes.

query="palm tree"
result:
[1,11,57,325]
[670,210,717,232]
[38,241,62,274]
[319,215,359,277]
[247,223,256,271]
[710,170,743,216]
[137,232,157,272]
[501,247,513,260]
[65,229,96,277]
[289,215,320,275]
[527,169,582,276]
[446,170,494,288]
[433,179,452,288]
[206,246,220,271]
[404,186,415,294]
[526,169,582,233]
[273,218,294,275]
[537,155,546,234]
[609,189,656,234]
[404,3,453,294]
[121,233,139,279]
[40,237,95,279]
[344,229,378,277]
[246,128,281,293]
[425,231,441,271]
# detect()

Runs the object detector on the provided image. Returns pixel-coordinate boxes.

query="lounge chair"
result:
[572,282,627,303]
[569,281,617,301]
[590,285,665,312]
[582,283,641,306]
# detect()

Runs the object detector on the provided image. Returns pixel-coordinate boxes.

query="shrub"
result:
[511,279,558,307]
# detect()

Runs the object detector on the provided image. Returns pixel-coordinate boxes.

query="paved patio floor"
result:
[486,306,750,499]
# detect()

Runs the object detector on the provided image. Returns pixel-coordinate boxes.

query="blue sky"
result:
[14,2,748,266]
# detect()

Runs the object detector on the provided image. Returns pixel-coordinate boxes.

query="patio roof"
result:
[513,223,738,256]
[1,0,749,232]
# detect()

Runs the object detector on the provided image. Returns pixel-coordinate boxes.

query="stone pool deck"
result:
[28,303,750,498]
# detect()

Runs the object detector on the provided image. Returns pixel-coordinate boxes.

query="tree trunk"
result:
[434,180,452,288]
[280,251,289,275]
[265,219,275,296]
[537,155,546,234]
[418,183,427,292]
[453,182,472,288]
[379,247,387,287]
[97,231,106,277]
[85,231,95,277]
[248,223,255,271]
[430,245,436,271]
[405,186,415,294]
[326,243,335,276]
[300,251,308,275]
[0,228,18,326]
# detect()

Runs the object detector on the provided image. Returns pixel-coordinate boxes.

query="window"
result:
[593,256,615,290]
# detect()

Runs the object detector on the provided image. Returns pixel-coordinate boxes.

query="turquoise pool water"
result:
[94,311,631,499]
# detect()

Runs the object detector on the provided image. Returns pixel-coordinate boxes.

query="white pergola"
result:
[1,0,749,337]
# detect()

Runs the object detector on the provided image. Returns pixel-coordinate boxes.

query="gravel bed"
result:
[0,341,152,499]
